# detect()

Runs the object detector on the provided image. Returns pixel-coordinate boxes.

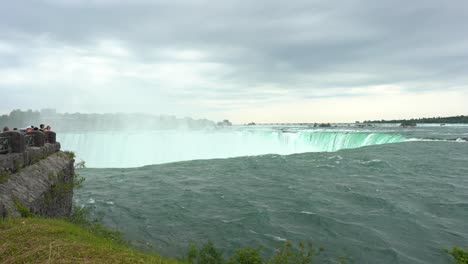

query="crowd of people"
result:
[2,124,52,133]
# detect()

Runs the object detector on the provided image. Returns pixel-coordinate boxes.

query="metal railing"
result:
[0,136,9,154]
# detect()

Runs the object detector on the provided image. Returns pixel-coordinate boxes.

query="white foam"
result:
[265,234,287,241]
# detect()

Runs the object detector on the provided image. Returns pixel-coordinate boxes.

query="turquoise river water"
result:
[58,125,468,263]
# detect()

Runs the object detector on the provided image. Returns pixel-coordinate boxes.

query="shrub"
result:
[187,242,198,264]
[198,241,225,264]
[267,241,317,264]
[446,247,468,264]
[227,246,263,264]
[63,150,76,159]
[68,206,126,245]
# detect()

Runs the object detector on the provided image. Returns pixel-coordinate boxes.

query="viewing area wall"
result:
[0,131,60,173]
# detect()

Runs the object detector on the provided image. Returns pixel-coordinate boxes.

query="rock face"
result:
[0,143,74,218]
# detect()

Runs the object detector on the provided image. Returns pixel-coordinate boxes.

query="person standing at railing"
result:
[2,126,8,132]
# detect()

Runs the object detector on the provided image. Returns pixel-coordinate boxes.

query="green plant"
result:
[267,241,318,264]
[227,246,263,264]
[73,160,86,188]
[43,172,75,206]
[0,217,183,263]
[63,150,76,159]
[197,241,225,264]
[48,170,55,181]
[57,171,65,179]
[75,160,86,169]
[13,197,33,218]
[187,242,198,263]
[68,206,126,245]
[73,176,85,188]
[446,247,468,264]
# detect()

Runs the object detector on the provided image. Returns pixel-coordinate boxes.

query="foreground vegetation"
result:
[1,215,467,263]
[0,215,324,264]
[0,204,325,264]
[0,217,183,264]
[446,247,468,264]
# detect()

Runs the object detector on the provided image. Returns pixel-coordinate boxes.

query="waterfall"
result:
[57,129,405,168]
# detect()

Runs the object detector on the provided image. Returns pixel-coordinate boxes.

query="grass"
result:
[0,207,327,264]
[0,217,185,264]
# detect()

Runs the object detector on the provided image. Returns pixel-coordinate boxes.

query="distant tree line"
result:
[0,109,216,132]
[363,115,468,124]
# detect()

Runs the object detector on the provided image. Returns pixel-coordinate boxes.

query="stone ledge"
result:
[0,143,61,173]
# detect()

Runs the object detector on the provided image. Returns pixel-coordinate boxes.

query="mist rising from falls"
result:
[57,129,405,168]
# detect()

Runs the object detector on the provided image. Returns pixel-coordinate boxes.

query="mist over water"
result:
[58,127,405,168]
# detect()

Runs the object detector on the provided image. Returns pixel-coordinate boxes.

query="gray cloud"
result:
[1,0,468,120]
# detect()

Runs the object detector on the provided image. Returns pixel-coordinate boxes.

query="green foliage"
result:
[0,217,183,264]
[43,171,74,206]
[75,160,86,169]
[186,241,326,264]
[198,241,225,264]
[57,170,65,179]
[187,242,198,263]
[73,175,85,188]
[267,241,316,264]
[63,150,76,159]
[227,246,263,264]
[68,206,126,245]
[446,247,468,264]
[73,161,86,188]
[13,197,33,218]
[48,170,55,181]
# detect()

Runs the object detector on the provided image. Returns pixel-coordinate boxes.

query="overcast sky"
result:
[1,0,467,123]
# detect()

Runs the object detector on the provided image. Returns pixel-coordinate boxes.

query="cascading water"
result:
[57,129,405,168]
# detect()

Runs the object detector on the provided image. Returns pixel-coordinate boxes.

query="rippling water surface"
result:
[71,126,468,263]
